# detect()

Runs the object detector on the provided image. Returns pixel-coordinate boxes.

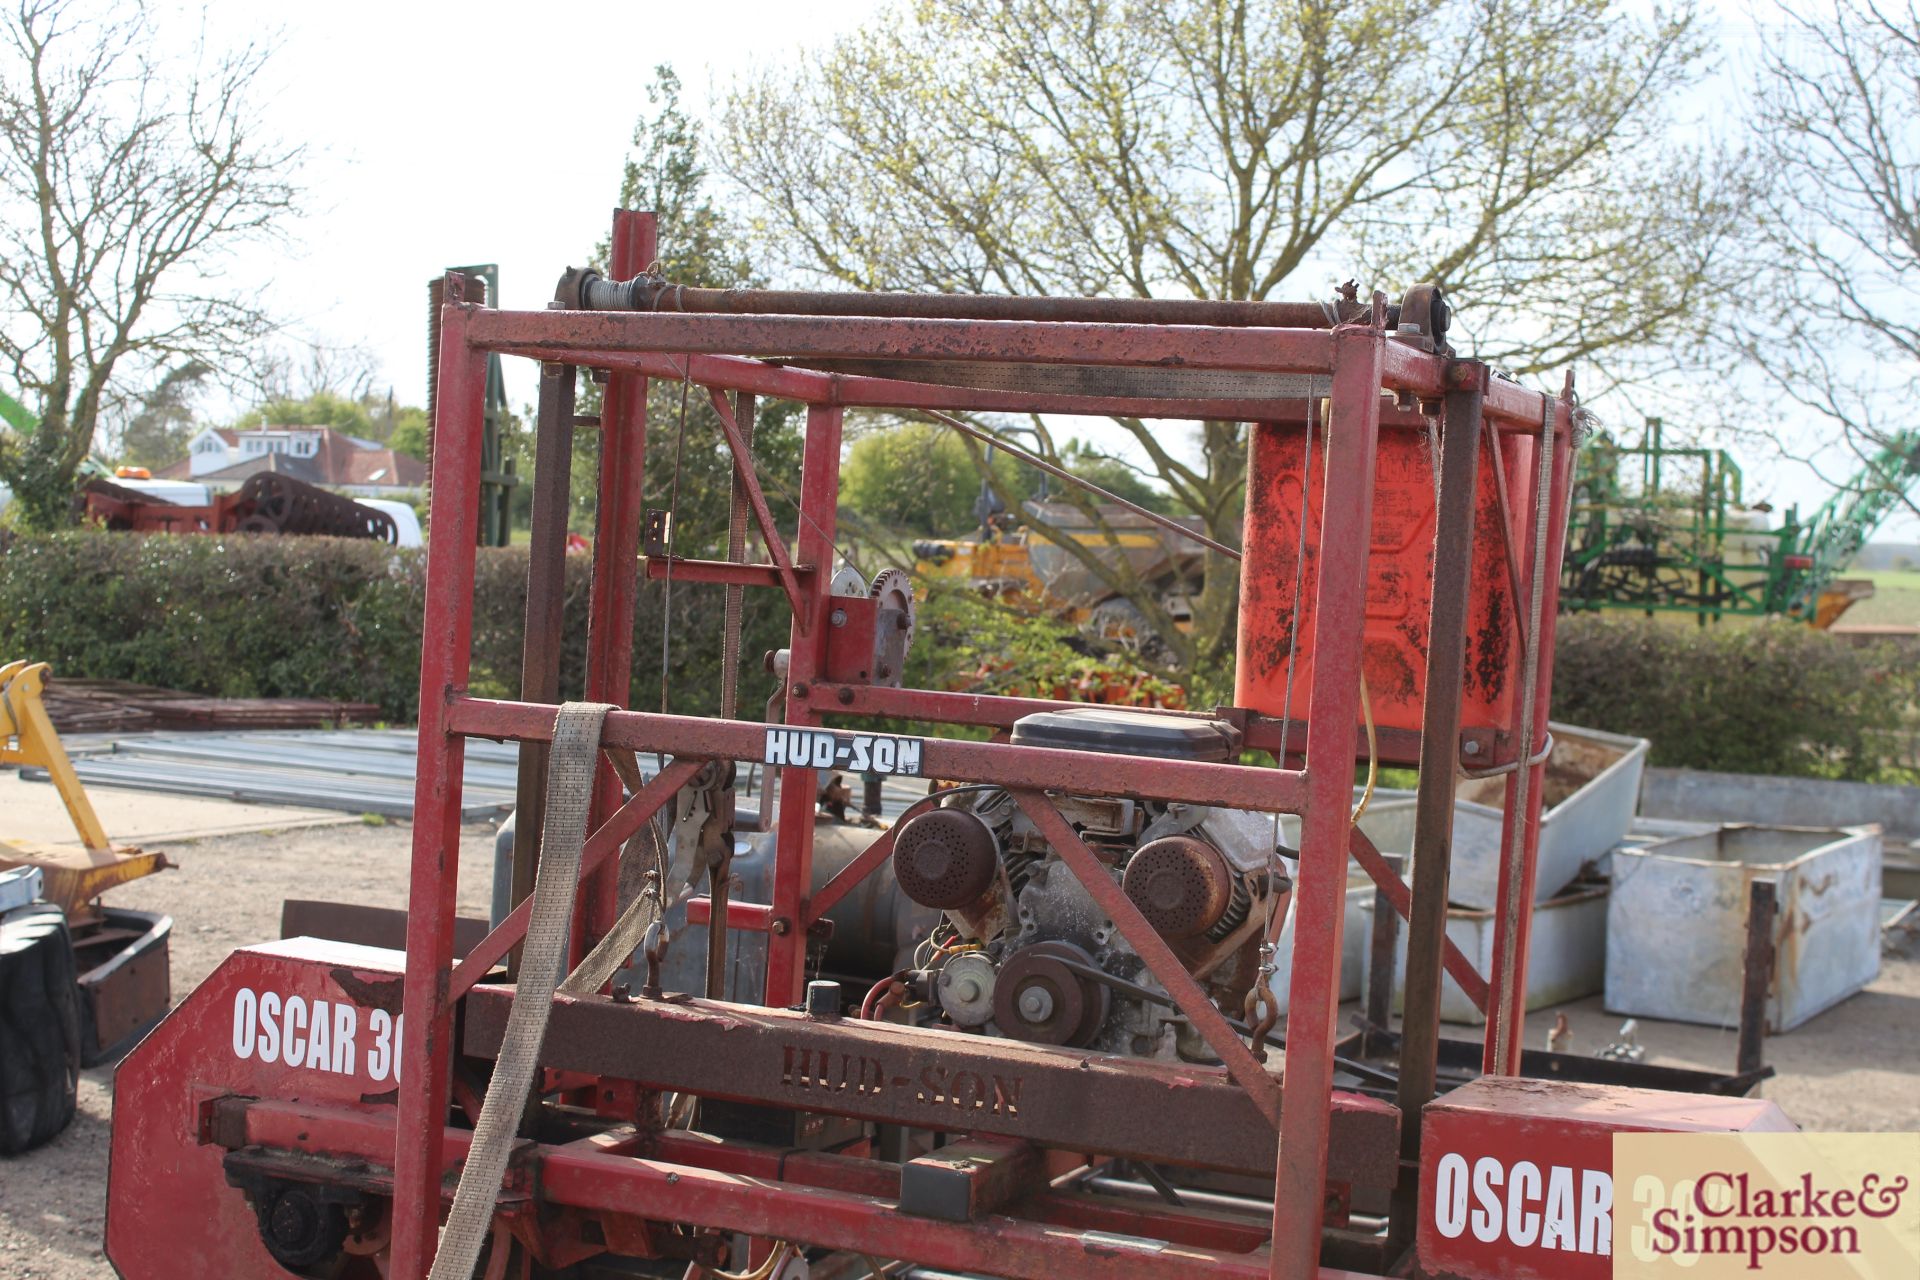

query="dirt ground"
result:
[2,820,1915,1279]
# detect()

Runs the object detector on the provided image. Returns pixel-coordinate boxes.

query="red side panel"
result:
[1418,1077,1795,1280]
[106,939,409,1279]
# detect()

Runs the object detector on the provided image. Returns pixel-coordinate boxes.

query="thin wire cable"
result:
[704,1241,793,1280]
[1351,672,1378,824]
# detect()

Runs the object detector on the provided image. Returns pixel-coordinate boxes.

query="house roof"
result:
[159,425,426,488]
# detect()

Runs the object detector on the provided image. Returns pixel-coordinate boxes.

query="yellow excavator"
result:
[1,660,173,1153]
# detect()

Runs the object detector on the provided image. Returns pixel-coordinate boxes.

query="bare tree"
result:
[1734,0,1920,517]
[715,0,1750,684]
[0,0,299,527]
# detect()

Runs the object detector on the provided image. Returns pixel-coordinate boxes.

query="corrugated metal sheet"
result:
[20,729,518,819]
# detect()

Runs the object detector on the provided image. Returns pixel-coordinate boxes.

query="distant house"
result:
[159,426,428,498]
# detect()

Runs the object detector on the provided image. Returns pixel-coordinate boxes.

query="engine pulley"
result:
[993,941,1108,1047]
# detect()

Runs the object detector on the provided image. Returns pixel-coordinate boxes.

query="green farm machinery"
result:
[1562,419,1920,627]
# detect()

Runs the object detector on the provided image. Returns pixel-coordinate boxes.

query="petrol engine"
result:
[887,706,1289,1062]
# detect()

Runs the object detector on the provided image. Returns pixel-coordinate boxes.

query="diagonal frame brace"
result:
[806,821,902,924]
[1012,789,1282,1128]
[1347,828,1489,1014]
[703,383,809,630]
[450,757,703,1002]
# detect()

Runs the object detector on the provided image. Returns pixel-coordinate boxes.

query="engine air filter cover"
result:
[1123,835,1234,939]
[1008,706,1239,761]
[893,807,999,909]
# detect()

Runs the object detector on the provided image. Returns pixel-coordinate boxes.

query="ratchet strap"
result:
[430,701,614,1280]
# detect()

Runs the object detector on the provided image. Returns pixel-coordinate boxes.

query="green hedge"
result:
[5,534,1912,783]
[0,532,790,722]
[1551,614,1920,781]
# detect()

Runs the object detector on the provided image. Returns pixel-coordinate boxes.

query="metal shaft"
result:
[572,274,1386,331]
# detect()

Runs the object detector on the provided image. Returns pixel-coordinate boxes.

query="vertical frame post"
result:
[1269,322,1383,1279]
[508,360,578,965]
[391,291,490,1280]
[577,210,657,955]
[1387,368,1484,1250]
[1483,395,1576,1075]
[766,403,843,1003]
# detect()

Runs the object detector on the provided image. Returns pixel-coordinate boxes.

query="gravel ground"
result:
[1,821,1914,1278]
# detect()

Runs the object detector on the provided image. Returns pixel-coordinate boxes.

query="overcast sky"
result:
[177,0,1915,541]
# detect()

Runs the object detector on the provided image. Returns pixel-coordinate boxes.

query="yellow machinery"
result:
[1,661,174,1149]
[0,660,171,915]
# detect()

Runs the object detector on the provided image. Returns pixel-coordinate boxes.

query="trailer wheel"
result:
[0,903,82,1155]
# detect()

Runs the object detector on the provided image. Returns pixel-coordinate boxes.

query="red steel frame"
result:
[387,210,1575,1280]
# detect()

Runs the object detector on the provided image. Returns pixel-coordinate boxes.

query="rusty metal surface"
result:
[461,987,1399,1185]
[1123,835,1236,939]
[510,361,579,969]
[892,808,999,909]
[794,357,1330,401]
[1390,377,1484,1250]
[80,472,400,542]
[73,906,170,1064]
[1737,878,1777,1075]
[563,272,1388,330]
[279,899,490,959]
[362,223,1578,1280]
[450,696,1309,814]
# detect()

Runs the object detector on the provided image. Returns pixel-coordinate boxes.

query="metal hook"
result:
[640,919,672,1000]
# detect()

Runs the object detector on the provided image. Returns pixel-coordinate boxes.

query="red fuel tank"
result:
[1235,416,1536,761]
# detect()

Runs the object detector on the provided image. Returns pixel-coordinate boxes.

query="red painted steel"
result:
[469,308,1342,373]
[108,216,1590,1280]
[682,897,773,930]
[447,759,702,1003]
[643,555,815,589]
[1348,828,1489,1013]
[1269,322,1386,1276]
[448,695,1309,812]
[1418,1077,1792,1280]
[768,403,843,1002]
[1483,391,1579,1075]
[579,211,657,951]
[391,296,488,1280]
[703,384,809,624]
[806,821,902,922]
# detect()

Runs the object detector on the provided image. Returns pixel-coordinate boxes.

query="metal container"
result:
[1354,723,1648,909]
[1605,824,1882,1031]
[1360,881,1609,1025]
[1266,873,1375,1015]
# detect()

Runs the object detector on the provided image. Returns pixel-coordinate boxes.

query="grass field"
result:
[1841,568,1920,627]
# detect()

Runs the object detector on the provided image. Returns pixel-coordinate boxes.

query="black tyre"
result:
[0,903,82,1155]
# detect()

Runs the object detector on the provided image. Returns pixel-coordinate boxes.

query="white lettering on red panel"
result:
[1433,1153,1613,1257]
[230,987,402,1082]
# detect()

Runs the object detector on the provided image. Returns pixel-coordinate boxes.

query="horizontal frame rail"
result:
[460,988,1398,1183]
[459,307,1558,432]
[448,697,1309,813]
[223,1096,1380,1280]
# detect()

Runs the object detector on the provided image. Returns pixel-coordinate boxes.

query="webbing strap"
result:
[429,701,612,1280]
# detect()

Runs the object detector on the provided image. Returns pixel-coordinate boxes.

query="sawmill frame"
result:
[381,209,1577,1280]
